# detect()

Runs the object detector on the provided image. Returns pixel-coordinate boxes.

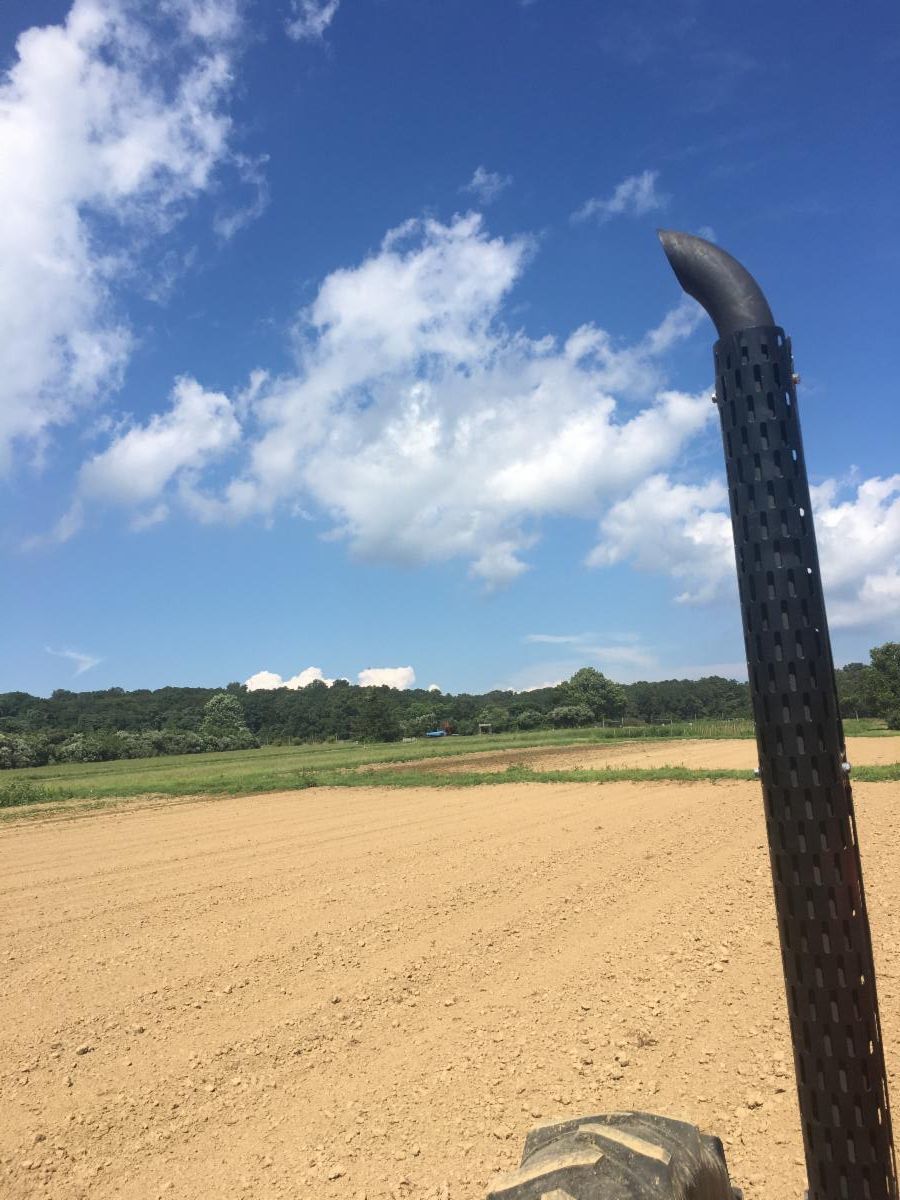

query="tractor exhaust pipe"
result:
[660,230,898,1200]
[658,230,774,339]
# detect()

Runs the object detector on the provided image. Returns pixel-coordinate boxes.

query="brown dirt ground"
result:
[391,734,900,775]
[2,779,899,1200]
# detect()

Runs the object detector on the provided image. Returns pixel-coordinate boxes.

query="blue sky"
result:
[2,0,899,697]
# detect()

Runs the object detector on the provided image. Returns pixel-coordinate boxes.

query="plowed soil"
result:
[2,778,899,1200]
[395,734,900,775]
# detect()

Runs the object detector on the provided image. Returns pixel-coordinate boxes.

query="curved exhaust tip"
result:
[658,229,775,341]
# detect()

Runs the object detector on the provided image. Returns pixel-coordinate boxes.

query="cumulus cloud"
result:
[124,212,707,586]
[244,664,417,691]
[45,646,102,676]
[286,0,340,40]
[427,683,441,692]
[813,476,900,628]
[45,377,241,540]
[588,472,900,631]
[0,0,241,474]
[80,378,240,507]
[573,170,668,225]
[588,474,734,603]
[245,666,335,691]
[357,666,416,689]
[462,166,512,205]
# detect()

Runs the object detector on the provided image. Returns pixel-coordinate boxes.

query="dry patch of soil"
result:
[2,779,899,1200]
[398,734,900,775]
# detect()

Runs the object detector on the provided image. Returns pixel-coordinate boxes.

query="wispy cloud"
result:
[462,166,512,205]
[524,632,657,670]
[45,646,102,676]
[597,6,757,115]
[286,0,340,41]
[214,154,271,241]
[573,170,668,225]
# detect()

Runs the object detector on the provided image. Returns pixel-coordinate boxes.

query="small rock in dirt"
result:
[75,1045,91,1056]
[492,1128,512,1141]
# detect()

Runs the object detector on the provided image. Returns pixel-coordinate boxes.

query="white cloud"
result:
[357,666,416,690]
[462,166,512,205]
[813,476,900,628]
[573,170,668,225]
[245,666,335,691]
[427,683,441,692]
[588,472,900,631]
[588,474,734,603]
[525,633,588,645]
[665,661,748,681]
[524,630,656,668]
[286,0,340,40]
[57,377,241,537]
[244,664,417,691]
[0,0,241,474]
[45,646,102,676]
[142,213,708,586]
[213,153,270,241]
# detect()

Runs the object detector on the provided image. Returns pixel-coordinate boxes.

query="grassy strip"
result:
[2,717,892,800]
[0,720,759,785]
[328,765,752,788]
[0,765,747,811]
[4,757,900,813]
[853,763,900,781]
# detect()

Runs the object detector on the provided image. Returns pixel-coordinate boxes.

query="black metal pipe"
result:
[660,230,898,1200]
[658,230,774,340]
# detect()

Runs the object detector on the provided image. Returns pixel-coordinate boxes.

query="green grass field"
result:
[1,717,895,813]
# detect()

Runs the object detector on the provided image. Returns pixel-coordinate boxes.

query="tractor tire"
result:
[486,1111,742,1200]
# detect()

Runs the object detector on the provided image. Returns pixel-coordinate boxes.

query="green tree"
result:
[514,708,544,730]
[199,693,259,751]
[835,662,877,719]
[476,705,510,732]
[548,703,594,728]
[869,643,900,728]
[354,689,401,743]
[561,667,626,720]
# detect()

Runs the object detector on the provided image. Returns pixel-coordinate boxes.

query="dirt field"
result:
[394,733,900,775]
[2,778,900,1200]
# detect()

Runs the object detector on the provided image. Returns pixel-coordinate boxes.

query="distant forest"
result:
[0,656,889,769]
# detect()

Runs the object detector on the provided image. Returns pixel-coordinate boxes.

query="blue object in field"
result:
[425,730,446,737]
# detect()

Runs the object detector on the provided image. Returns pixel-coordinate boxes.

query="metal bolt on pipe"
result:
[660,229,898,1200]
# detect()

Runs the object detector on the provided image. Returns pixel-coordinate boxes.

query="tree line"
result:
[0,646,897,769]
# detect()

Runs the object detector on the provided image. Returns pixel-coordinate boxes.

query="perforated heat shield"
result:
[715,325,898,1200]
